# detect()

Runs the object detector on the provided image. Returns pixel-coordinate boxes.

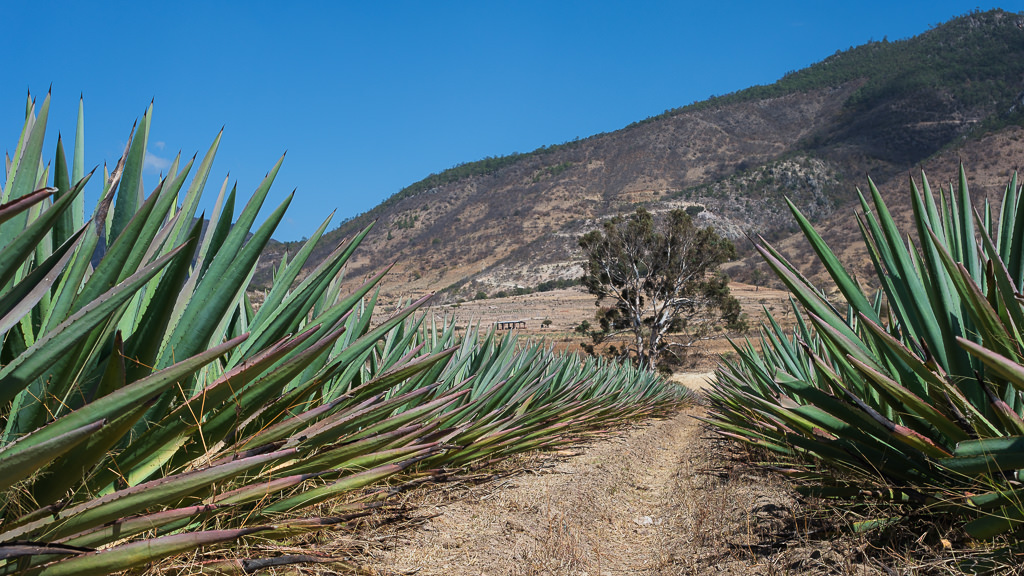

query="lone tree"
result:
[578,207,744,370]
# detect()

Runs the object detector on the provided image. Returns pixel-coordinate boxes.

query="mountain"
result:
[256,8,1024,303]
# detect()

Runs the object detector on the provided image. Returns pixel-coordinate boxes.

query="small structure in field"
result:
[496,320,527,330]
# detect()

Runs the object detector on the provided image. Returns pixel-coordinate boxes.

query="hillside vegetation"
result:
[259,8,1024,304]
[678,9,1024,128]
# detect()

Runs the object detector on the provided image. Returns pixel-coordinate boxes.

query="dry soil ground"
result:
[418,283,795,338]
[407,283,797,371]
[357,400,890,576]
[355,391,1017,575]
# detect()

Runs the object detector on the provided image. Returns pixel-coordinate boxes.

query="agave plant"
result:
[0,93,688,574]
[0,92,451,574]
[707,165,1024,539]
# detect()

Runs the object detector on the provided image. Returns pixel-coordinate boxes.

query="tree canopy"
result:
[579,208,744,370]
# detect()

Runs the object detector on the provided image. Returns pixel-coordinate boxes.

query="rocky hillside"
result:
[258,9,1024,302]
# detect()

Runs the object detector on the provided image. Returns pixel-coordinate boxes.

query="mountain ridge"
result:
[256,8,1024,303]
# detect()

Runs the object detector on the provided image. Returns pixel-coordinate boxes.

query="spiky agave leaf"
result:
[707,166,1024,538]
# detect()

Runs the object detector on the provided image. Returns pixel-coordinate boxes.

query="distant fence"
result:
[496,320,526,330]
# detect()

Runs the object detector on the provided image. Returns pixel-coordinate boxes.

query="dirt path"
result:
[668,372,715,392]
[360,403,874,576]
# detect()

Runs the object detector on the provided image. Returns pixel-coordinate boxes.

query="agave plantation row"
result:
[0,94,687,574]
[709,165,1024,541]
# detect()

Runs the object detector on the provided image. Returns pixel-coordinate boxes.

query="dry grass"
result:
[133,400,1024,575]
[345,405,1024,576]
[352,408,861,576]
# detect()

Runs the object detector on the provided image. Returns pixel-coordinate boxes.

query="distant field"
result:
[393,283,797,371]
[423,288,593,334]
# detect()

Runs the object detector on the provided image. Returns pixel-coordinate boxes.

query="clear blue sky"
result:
[3,1,1021,240]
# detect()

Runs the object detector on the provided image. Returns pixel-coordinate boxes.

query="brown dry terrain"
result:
[409,282,796,354]
[358,405,891,576]
[742,125,1024,290]
[420,289,594,336]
